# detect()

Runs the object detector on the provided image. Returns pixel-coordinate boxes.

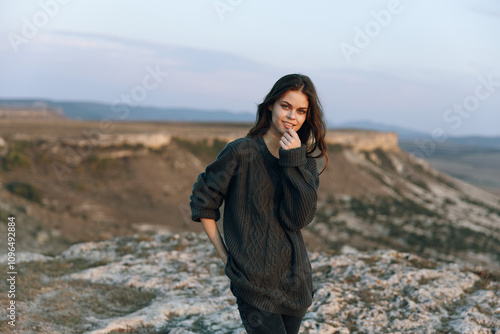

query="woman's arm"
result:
[277,129,319,231]
[278,147,319,231]
[201,218,228,265]
[190,143,238,223]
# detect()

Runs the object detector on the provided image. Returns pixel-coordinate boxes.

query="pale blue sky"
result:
[1,0,499,135]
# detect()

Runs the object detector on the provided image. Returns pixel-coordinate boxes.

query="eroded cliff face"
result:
[1,128,399,154]
[326,130,399,153]
[0,108,63,119]
[0,232,498,333]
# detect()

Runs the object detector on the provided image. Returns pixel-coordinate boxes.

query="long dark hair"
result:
[247,73,329,174]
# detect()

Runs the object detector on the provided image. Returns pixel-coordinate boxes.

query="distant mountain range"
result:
[0,99,256,123]
[1,99,500,149]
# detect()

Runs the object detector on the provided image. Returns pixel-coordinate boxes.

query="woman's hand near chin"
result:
[280,128,301,150]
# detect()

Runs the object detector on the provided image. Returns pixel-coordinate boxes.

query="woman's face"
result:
[268,90,309,136]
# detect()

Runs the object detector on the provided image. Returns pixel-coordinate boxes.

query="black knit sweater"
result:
[190,132,319,317]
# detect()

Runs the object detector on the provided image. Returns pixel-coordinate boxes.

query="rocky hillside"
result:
[0,232,498,333]
[311,141,500,272]
[0,119,499,272]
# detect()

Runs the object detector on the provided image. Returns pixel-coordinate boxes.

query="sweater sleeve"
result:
[190,142,238,222]
[277,145,319,231]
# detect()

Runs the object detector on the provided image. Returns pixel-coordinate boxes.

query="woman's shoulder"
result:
[224,136,260,159]
[226,136,257,150]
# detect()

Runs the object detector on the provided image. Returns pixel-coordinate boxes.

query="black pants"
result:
[236,298,303,334]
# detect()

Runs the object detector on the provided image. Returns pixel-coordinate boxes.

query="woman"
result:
[190,73,328,333]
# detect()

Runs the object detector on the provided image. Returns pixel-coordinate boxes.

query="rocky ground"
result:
[1,121,500,333]
[1,232,498,333]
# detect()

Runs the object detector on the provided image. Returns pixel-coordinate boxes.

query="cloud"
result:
[0,30,277,110]
[45,31,271,72]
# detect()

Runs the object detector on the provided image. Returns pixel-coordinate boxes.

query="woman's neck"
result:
[263,129,281,158]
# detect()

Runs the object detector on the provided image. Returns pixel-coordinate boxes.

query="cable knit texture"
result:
[190,133,319,318]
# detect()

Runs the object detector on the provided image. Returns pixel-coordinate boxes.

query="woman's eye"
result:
[281,104,289,110]
[298,109,307,114]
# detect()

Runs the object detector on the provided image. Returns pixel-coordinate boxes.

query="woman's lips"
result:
[283,121,294,129]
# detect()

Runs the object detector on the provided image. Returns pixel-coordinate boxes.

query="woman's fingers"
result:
[287,128,298,138]
[280,129,301,150]
[279,139,287,150]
